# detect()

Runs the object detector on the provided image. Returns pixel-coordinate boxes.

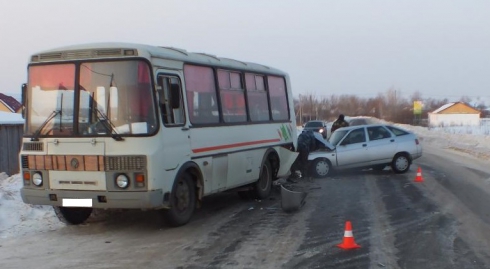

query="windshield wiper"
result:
[92,106,124,141]
[82,85,122,141]
[31,110,61,141]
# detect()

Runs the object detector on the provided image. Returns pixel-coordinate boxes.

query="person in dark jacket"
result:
[288,130,318,182]
[331,114,349,134]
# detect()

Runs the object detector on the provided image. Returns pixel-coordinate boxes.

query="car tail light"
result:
[415,139,419,145]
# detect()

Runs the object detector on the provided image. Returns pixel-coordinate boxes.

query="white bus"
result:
[19,43,298,226]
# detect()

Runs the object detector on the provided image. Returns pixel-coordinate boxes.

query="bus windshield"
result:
[26,60,157,137]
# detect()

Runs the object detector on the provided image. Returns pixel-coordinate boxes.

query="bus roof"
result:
[30,42,288,76]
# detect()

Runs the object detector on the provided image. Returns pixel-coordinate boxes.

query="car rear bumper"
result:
[412,150,423,161]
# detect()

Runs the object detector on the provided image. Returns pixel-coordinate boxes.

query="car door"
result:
[335,127,370,168]
[367,125,396,164]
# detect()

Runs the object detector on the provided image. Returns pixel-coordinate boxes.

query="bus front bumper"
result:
[21,188,165,209]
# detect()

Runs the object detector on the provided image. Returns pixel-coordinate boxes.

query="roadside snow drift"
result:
[0,173,63,239]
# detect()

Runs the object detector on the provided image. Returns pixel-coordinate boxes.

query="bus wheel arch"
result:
[181,162,204,208]
[263,148,279,179]
[253,149,278,199]
[162,162,203,226]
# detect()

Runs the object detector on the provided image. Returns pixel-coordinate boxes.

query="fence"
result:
[481,118,490,126]
[0,124,23,176]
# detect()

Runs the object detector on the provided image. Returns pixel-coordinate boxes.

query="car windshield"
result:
[349,117,381,126]
[329,129,348,145]
[25,60,157,137]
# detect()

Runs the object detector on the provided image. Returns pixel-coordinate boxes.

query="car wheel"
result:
[162,173,196,227]
[391,153,410,174]
[253,160,272,199]
[53,206,93,225]
[311,158,331,178]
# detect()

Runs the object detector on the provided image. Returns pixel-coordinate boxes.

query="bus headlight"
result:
[116,174,130,189]
[319,129,324,133]
[32,172,43,186]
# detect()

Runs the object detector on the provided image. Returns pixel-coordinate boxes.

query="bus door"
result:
[156,73,190,171]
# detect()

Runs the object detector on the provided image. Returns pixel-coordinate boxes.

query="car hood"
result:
[313,132,335,150]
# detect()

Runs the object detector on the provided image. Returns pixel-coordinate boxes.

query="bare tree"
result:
[459,95,472,104]
[292,88,475,125]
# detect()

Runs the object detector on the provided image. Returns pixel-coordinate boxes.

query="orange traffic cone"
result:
[414,167,424,182]
[336,221,361,249]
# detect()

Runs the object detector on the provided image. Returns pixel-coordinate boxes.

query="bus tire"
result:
[253,160,272,199]
[162,173,196,227]
[53,206,93,225]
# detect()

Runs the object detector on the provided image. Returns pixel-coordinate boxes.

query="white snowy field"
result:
[1,124,490,239]
[401,124,490,160]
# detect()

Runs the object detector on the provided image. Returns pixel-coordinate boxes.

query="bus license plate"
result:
[62,198,93,207]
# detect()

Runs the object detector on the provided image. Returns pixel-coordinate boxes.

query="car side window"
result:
[368,126,392,141]
[341,128,366,145]
[386,126,409,136]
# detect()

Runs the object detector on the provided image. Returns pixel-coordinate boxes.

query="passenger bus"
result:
[19,43,298,226]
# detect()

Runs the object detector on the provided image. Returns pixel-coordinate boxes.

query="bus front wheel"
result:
[253,160,272,199]
[53,206,93,225]
[162,173,196,227]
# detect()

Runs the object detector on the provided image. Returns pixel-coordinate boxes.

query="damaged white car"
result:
[309,124,423,177]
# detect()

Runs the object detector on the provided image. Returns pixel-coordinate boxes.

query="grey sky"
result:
[1,0,489,102]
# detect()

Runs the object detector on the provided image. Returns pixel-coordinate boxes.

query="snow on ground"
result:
[1,124,490,239]
[0,173,63,239]
[399,124,490,160]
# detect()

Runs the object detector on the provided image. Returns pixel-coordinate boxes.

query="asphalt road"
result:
[1,143,490,269]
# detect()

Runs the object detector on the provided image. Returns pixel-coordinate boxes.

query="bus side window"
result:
[158,75,184,125]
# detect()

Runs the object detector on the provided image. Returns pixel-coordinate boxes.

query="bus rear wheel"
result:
[53,206,93,225]
[162,173,196,227]
[253,160,272,199]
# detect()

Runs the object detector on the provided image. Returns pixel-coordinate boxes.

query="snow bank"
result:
[0,173,63,239]
[399,124,490,160]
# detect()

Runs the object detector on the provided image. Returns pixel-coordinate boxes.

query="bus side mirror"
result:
[21,83,27,119]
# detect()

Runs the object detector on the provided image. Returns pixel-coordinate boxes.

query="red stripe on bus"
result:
[192,138,281,153]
